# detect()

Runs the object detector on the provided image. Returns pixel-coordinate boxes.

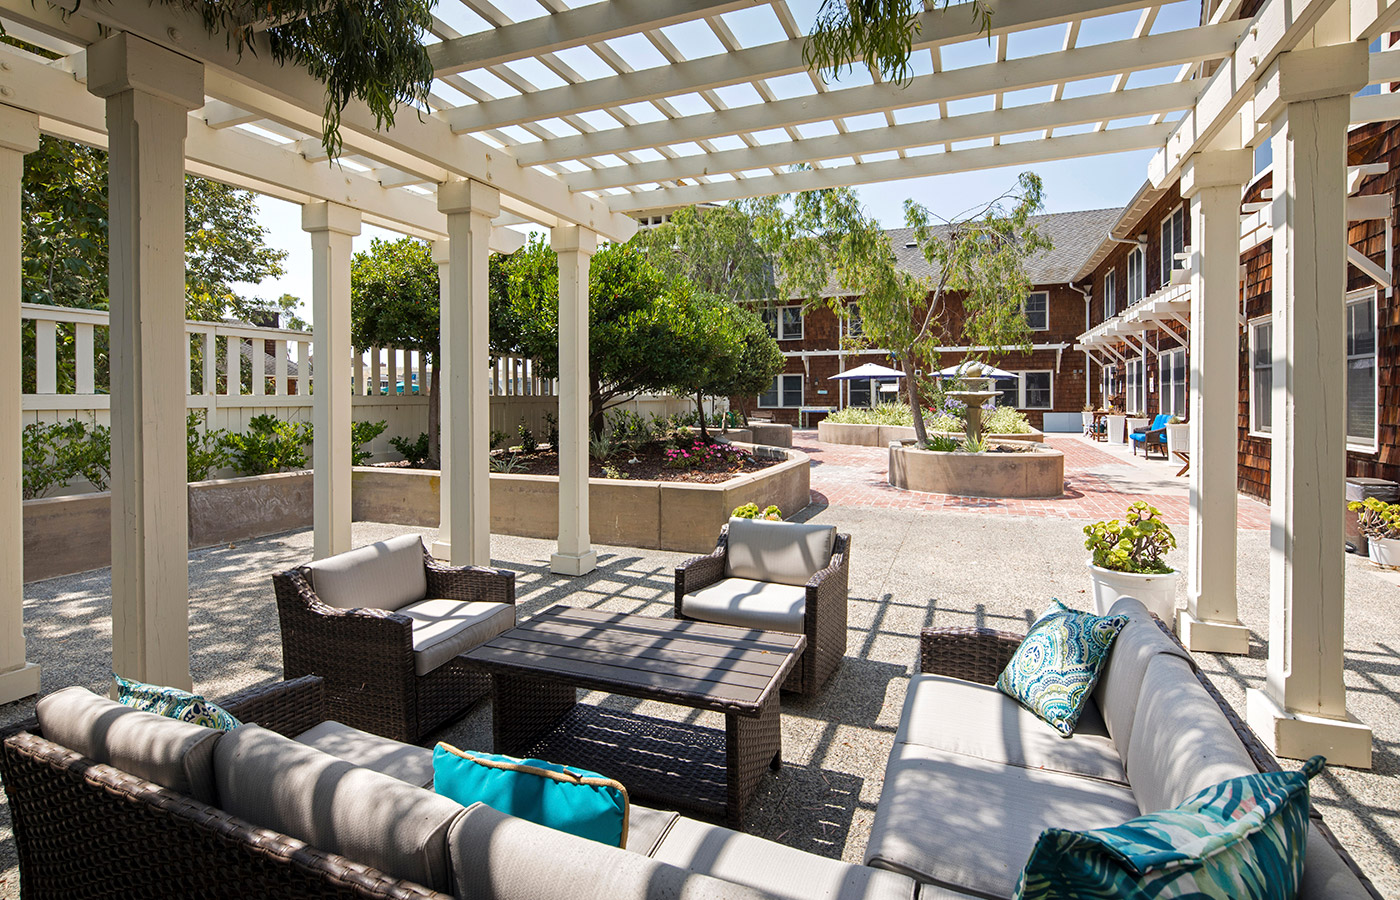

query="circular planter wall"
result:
[887,441,1064,500]
[819,420,1043,446]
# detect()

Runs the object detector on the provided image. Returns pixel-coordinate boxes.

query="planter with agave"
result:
[1349,497,1400,568]
[1083,501,1179,623]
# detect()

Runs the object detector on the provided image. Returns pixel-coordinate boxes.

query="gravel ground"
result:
[2,509,1398,898]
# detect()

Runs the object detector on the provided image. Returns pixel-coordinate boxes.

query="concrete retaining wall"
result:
[819,421,1044,446]
[888,442,1064,499]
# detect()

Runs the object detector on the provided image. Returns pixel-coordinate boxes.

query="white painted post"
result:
[297,340,310,396]
[0,105,41,705]
[35,318,56,393]
[370,346,382,396]
[1246,44,1374,769]
[224,335,238,396]
[274,340,288,396]
[551,225,598,577]
[352,349,364,397]
[302,202,361,560]
[202,330,216,396]
[76,323,95,394]
[1179,151,1252,655]
[87,34,203,690]
[252,335,265,396]
[430,239,453,560]
[438,181,498,567]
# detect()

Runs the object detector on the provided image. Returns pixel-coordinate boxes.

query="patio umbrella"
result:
[828,362,905,380]
[934,361,1017,380]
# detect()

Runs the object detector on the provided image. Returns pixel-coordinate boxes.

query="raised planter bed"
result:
[819,420,1044,446]
[887,440,1064,499]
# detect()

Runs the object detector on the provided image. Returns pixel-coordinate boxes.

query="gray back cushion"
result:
[35,686,222,804]
[1124,654,1257,813]
[304,533,427,611]
[725,518,837,587]
[447,803,779,900]
[215,724,464,891]
[1093,596,1191,761]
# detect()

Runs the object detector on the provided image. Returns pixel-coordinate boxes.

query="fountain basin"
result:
[888,439,1065,499]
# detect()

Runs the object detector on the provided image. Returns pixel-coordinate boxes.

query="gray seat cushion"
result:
[35,686,222,804]
[1092,595,1191,761]
[1124,653,1256,814]
[627,804,681,856]
[399,597,516,675]
[294,719,434,788]
[215,724,464,892]
[651,815,916,900]
[896,674,1126,784]
[681,578,807,634]
[304,533,428,611]
[1299,823,1377,900]
[447,802,780,900]
[864,742,1140,900]
[725,518,837,587]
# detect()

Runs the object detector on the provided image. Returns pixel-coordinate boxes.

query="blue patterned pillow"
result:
[114,674,241,731]
[996,600,1126,736]
[1014,756,1324,900]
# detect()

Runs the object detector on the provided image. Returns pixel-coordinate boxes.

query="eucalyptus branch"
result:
[804,0,994,85]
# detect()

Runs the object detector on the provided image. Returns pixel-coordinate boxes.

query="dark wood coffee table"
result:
[461,604,806,826]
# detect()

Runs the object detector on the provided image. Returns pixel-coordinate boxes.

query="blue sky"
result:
[239,0,1202,317]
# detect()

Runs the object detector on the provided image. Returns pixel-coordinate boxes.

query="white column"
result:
[437,181,497,567]
[1246,44,1373,769]
[430,239,454,560]
[1179,151,1252,655]
[551,226,598,577]
[88,34,203,690]
[0,105,41,705]
[302,202,361,560]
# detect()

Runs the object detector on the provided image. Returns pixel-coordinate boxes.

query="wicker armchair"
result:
[675,523,850,695]
[273,538,516,744]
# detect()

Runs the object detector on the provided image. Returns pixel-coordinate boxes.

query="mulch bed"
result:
[502,440,779,483]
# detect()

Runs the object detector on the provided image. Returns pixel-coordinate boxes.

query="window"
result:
[1160,205,1186,284]
[848,378,872,408]
[997,371,1053,409]
[995,377,1018,408]
[1102,363,1118,405]
[760,307,804,341]
[1126,247,1145,305]
[1126,358,1145,414]
[845,307,863,338]
[1103,269,1117,320]
[1249,319,1272,435]
[1347,291,1378,448]
[759,373,803,408]
[1158,348,1187,418]
[1023,291,1049,331]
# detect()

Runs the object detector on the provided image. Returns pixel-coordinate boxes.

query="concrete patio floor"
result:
[2,441,1397,897]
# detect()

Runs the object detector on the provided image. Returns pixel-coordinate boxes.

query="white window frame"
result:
[1160,204,1186,284]
[1101,363,1118,405]
[778,305,804,340]
[844,305,863,338]
[1346,289,1379,452]
[1248,317,1272,438]
[1126,247,1146,305]
[1158,348,1187,418]
[1103,269,1116,321]
[758,373,804,409]
[1022,291,1049,332]
[999,370,1054,410]
[1125,358,1145,414]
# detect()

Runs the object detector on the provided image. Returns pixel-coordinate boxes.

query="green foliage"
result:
[390,432,431,466]
[1084,502,1177,575]
[926,412,962,432]
[732,503,783,521]
[352,420,388,465]
[544,412,560,448]
[21,419,110,499]
[602,464,626,480]
[517,422,538,454]
[924,435,959,452]
[981,406,1032,434]
[589,432,618,462]
[489,430,508,451]
[663,439,751,471]
[187,411,232,482]
[489,453,526,474]
[606,409,653,449]
[1350,497,1400,540]
[350,237,439,355]
[628,205,776,302]
[960,433,986,454]
[825,402,916,425]
[222,414,312,476]
[155,0,434,159]
[804,0,993,84]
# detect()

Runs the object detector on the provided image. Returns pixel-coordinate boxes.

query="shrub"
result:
[489,453,526,474]
[544,411,560,448]
[602,464,626,480]
[607,409,652,448]
[924,435,958,452]
[390,432,431,466]
[664,439,750,470]
[925,412,961,432]
[187,411,231,482]
[222,414,311,476]
[981,406,1032,434]
[1350,497,1400,540]
[1083,501,1176,574]
[518,421,538,454]
[21,422,67,500]
[21,418,111,499]
[589,432,617,462]
[732,503,782,520]
[489,429,508,450]
[351,420,388,465]
[824,402,914,426]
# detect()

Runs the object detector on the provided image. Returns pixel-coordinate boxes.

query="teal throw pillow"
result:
[996,600,1127,736]
[433,744,630,847]
[113,673,241,731]
[1014,755,1324,900]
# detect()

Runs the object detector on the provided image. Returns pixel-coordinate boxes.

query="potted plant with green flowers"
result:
[1083,501,1179,622]
[1349,497,1400,568]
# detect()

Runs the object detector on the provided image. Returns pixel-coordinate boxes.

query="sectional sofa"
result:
[0,597,1380,900]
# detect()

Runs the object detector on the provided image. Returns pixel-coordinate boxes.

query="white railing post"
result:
[274,340,288,396]
[76,322,95,394]
[202,329,215,396]
[352,349,364,396]
[296,340,310,395]
[224,334,238,396]
[370,346,382,396]
[35,318,56,394]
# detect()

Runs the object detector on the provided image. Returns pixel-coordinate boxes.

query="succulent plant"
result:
[1083,501,1176,575]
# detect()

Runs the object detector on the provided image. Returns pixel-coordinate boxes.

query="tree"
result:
[697,303,785,428]
[628,204,776,303]
[349,237,443,462]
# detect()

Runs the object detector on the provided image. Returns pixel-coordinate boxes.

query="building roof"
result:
[884,207,1126,287]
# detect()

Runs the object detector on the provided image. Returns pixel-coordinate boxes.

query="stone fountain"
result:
[943,362,1000,447]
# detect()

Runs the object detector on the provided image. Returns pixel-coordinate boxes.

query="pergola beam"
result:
[446,0,1168,134]
[426,0,750,77]
[568,81,1198,191]
[518,24,1238,166]
[611,123,1173,212]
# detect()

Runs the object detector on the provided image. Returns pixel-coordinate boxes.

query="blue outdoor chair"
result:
[1129,414,1171,459]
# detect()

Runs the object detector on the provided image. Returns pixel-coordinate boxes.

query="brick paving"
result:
[800,430,1272,529]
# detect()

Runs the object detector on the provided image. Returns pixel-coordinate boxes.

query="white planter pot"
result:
[1367,537,1400,569]
[1105,414,1126,445]
[1087,562,1179,624]
[1164,423,1189,458]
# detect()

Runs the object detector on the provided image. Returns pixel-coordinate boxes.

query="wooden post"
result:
[430,239,453,560]
[551,225,598,576]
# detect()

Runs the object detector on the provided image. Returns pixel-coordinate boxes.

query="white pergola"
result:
[1,0,1397,768]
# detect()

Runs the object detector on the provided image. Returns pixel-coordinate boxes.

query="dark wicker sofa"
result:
[273,537,516,743]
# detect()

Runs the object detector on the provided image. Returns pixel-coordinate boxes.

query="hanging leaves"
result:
[803,0,993,85]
